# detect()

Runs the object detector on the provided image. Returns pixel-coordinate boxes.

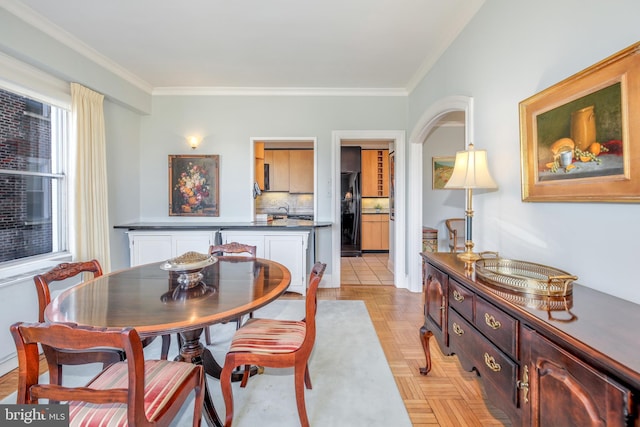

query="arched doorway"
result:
[406,96,474,292]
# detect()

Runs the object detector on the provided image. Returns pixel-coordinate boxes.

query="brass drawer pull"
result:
[517,365,529,404]
[453,290,464,302]
[484,313,502,329]
[452,322,464,336]
[484,352,501,372]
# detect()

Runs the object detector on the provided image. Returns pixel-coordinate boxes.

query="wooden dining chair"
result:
[11,321,204,427]
[205,242,258,345]
[220,262,327,427]
[33,260,171,386]
[445,218,466,253]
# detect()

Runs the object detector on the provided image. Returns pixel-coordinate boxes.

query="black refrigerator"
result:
[341,147,361,257]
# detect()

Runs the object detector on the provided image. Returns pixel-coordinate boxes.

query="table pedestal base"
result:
[176,327,260,427]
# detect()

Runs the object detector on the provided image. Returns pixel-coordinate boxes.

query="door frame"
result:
[407,95,473,293]
[331,130,406,289]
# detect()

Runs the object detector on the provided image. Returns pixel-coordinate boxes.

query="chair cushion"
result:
[68,360,198,426]
[229,318,306,354]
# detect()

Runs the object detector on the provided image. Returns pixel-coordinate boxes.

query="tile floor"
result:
[340,253,394,285]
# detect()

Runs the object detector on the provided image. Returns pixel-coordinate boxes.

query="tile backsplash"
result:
[256,192,314,215]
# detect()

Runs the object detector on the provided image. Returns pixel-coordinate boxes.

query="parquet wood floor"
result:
[0,265,511,426]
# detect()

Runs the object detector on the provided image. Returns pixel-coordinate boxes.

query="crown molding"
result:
[1,0,154,94]
[152,86,408,97]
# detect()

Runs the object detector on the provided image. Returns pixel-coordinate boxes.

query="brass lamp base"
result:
[457,239,480,263]
[457,250,481,262]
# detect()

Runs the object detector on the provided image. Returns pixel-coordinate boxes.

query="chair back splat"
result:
[220,262,327,427]
[10,322,204,427]
[209,242,257,257]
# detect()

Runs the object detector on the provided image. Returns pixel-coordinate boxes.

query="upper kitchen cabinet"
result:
[265,149,290,191]
[289,150,314,193]
[362,149,389,197]
[264,149,313,193]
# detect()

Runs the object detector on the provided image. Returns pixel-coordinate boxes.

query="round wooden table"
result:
[45,256,291,427]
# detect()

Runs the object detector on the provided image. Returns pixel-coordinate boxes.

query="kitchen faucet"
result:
[278,203,289,215]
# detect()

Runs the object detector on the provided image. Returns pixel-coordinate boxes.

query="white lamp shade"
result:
[445,145,497,189]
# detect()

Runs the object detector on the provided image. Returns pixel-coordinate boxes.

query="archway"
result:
[406,96,473,292]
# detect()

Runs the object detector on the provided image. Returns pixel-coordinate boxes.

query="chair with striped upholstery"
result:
[11,321,204,427]
[33,260,172,386]
[204,242,258,345]
[220,262,327,427]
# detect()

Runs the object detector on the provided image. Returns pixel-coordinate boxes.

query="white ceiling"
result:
[4,0,484,94]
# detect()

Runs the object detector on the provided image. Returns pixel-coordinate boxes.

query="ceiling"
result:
[4,0,484,94]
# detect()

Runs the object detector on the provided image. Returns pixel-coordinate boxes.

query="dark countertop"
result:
[114,220,333,231]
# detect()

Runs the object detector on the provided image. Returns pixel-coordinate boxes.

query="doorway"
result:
[406,96,473,293]
[331,130,406,289]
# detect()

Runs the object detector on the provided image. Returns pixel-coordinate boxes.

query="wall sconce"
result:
[188,136,200,150]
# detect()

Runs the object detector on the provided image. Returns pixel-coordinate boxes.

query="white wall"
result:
[422,125,465,251]
[136,95,407,275]
[409,0,640,303]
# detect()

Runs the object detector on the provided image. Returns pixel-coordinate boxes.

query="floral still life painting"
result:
[169,155,219,216]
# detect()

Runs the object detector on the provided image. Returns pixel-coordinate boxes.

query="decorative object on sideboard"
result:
[444,143,497,262]
[520,41,640,202]
[474,256,577,297]
[168,154,220,216]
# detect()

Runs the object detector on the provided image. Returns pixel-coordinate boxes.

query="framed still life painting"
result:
[432,156,455,190]
[169,155,220,216]
[520,41,640,202]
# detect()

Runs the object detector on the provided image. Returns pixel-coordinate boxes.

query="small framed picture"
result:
[432,156,455,190]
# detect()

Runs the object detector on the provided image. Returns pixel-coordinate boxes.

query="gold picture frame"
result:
[432,156,455,190]
[520,42,640,202]
[169,155,220,216]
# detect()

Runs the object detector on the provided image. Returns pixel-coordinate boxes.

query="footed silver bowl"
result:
[160,251,217,289]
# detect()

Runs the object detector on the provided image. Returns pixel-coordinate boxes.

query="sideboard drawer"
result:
[449,279,474,322]
[449,310,518,406]
[475,296,518,359]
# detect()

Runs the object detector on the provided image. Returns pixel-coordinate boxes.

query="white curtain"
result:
[70,83,111,272]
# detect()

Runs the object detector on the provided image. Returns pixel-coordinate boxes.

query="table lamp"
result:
[444,143,497,262]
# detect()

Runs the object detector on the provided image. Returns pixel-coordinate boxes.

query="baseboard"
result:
[0,355,17,378]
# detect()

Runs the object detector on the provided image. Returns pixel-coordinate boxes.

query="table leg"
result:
[176,328,223,427]
[176,327,261,426]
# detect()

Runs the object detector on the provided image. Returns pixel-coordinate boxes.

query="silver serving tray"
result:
[475,257,576,297]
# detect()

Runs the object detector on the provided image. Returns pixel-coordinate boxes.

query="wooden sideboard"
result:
[420,252,640,426]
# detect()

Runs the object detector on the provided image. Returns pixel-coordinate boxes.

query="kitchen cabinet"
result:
[265,149,313,193]
[221,230,310,295]
[289,149,314,193]
[420,252,640,426]
[264,149,290,191]
[361,213,389,250]
[255,142,265,190]
[361,149,389,197]
[127,231,215,266]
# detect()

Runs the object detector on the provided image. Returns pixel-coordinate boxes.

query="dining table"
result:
[45,256,292,427]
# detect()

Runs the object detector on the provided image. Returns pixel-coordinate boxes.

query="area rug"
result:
[3,300,411,427]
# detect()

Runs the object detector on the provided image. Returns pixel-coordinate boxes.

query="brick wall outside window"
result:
[0,89,53,262]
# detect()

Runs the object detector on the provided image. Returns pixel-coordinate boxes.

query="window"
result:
[0,88,68,264]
